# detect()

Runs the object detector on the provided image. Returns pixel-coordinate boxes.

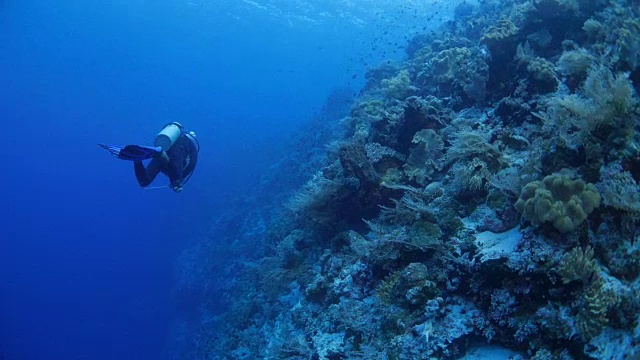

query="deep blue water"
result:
[0,1,448,358]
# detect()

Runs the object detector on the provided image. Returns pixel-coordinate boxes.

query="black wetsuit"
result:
[134,133,198,189]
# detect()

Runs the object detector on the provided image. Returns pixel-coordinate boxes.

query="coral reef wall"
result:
[183,1,640,359]
[166,86,354,359]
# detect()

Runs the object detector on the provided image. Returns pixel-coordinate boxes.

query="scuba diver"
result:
[99,122,200,192]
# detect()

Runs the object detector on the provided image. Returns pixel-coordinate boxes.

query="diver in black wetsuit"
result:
[134,123,199,192]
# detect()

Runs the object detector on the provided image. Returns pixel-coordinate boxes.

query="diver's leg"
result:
[134,158,161,187]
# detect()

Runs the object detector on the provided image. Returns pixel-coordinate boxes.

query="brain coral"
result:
[515,172,600,233]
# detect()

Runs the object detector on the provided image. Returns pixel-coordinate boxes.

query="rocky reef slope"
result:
[183,1,640,359]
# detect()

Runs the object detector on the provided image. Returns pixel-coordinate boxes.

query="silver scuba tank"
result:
[154,122,183,151]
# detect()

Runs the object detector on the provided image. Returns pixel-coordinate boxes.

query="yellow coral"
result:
[480,19,518,47]
[515,172,600,233]
[557,48,594,77]
[527,57,556,82]
[557,246,598,283]
[381,70,417,100]
[429,48,472,80]
[576,273,618,340]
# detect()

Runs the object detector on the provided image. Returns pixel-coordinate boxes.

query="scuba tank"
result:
[154,122,183,151]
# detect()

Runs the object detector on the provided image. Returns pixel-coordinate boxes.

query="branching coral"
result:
[592,223,640,280]
[576,273,617,340]
[536,64,637,150]
[596,162,640,213]
[445,130,505,171]
[515,171,601,233]
[557,246,598,283]
[442,127,507,195]
[288,171,342,215]
[364,220,445,258]
[581,65,636,117]
[556,48,595,78]
[379,182,461,235]
[365,142,402,164]
[451,157,493,193]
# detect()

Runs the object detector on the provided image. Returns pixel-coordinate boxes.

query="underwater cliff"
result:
[174,0,640,359]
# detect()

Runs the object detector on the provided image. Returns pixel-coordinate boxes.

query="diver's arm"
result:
[134,157,162,187]
[167,155,184,190]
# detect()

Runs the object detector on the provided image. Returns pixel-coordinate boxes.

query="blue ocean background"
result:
[0,1,454,359]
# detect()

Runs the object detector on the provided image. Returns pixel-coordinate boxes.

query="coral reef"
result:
[175,1,640,359]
